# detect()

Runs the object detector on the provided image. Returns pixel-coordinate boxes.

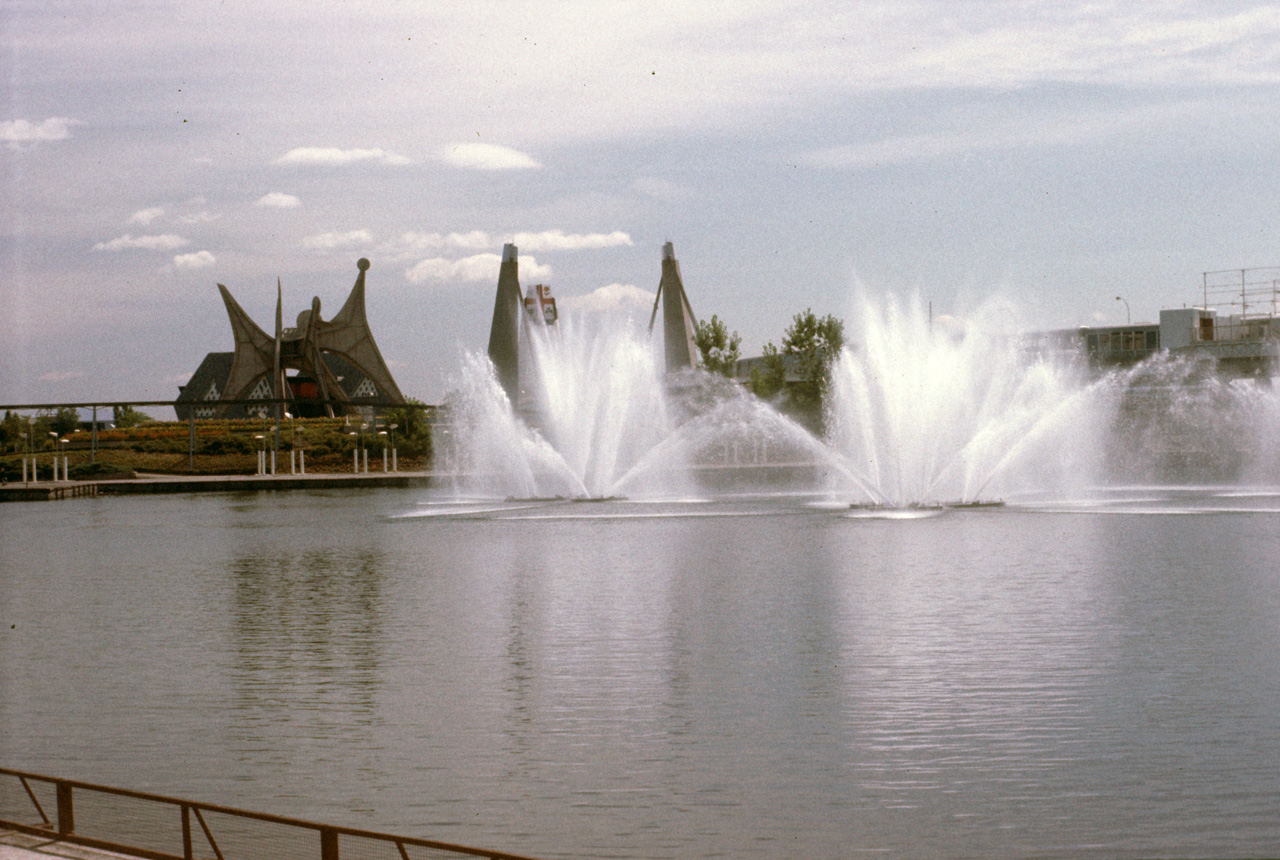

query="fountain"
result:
[824,293,1109,507]
[444,243,705,500]
[446,247,1280,507]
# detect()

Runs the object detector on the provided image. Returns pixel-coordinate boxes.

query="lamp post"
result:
[1115,296,1130,325]
[348,429,359,473]
[389,423,398,472]
[284,412,299,474]
[378,430,388,471]
[254,434,266,475]
[24,416,34,484]
[59,437,69,482]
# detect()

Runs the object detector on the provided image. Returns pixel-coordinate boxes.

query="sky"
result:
[5,1,1280,409]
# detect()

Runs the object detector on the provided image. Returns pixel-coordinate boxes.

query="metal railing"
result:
[0,767,544,860]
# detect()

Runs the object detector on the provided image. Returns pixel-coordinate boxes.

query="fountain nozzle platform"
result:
[849,500,1005,511]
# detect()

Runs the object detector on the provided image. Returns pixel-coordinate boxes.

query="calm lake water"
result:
[3,487,1280,859]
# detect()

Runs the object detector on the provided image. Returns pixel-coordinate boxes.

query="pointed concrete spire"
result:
[487,244,523,403]
[315,258,405,403]
[273,279,284,408]
[656,241,699,373]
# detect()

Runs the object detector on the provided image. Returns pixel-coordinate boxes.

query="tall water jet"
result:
[825,293,1106,506]
[1105,353,1280,484]
[446,243,712,500]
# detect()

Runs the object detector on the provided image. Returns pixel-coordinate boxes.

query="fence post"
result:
[55,782,74,835]
[320,828,339,860]
[181,804,193,860]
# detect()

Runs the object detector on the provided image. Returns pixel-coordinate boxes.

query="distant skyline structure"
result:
[175,258,405,420]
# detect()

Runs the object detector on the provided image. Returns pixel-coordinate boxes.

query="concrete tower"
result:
[487,244,523,404]
[649,241,700,373]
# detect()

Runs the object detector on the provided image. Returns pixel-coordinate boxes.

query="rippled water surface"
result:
[3,488,1280,858]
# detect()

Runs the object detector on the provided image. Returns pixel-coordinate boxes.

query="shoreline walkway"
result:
[1,831,133,860]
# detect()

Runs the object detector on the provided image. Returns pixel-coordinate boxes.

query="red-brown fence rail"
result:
[0,768,544,860]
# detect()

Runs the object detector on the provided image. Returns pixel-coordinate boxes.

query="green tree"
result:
[0,410,25,453]
[381,399,433,461]
[782,309,845,408]
[51,406,80,437]
[747,342,788,399]
[694,315,742,377]
[112,405,154,428]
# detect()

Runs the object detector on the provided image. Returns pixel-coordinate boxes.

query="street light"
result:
[1115,296,1130,324]
[389,423,398,472]
[47,430,58,480]
[24,416,35,484]
[254,434,266,475]
[283,412,301,475]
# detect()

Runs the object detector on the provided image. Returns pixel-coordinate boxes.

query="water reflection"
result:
[7,492,1280,857]
[230,548,387,739]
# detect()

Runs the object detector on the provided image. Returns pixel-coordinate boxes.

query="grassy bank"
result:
[0,415,434,481]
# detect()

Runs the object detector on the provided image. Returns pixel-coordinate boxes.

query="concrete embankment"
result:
[0,471,439,502]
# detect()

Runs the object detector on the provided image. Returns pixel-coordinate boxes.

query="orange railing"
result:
[0,767,543,860]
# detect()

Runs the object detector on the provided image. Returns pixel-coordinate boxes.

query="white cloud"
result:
[256,192,301,208]
[512,230,633,251]
[177,211,219,225]
[174,250,216,269]
[442,142,541,170]
[277,147,411,166]
[93,233,189,252]
[1,117,79,143]
[397,228,631,254]
[561,283,656,314]
[302,229,375,250]
[400,230,494,251]
[805,101,1195,168]
[129,207,166,225]
[39,370,84,382]
[632,177,685,201]
[405,253,551,284]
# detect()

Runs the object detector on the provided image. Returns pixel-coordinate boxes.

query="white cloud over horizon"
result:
[38,369,85,382]
[513,230,633,251]
[277,147,411,166]
[396,229,632,254]
[442,143,541,170]
[129,207,166,225]
[302,230,375,251]
[256,192,302,208]
[174,250,216,269]
[1,117,79,144]
[399,230,494,252]
[561,283,656,314]
[92,234,189,252]
[405,253,552,284]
